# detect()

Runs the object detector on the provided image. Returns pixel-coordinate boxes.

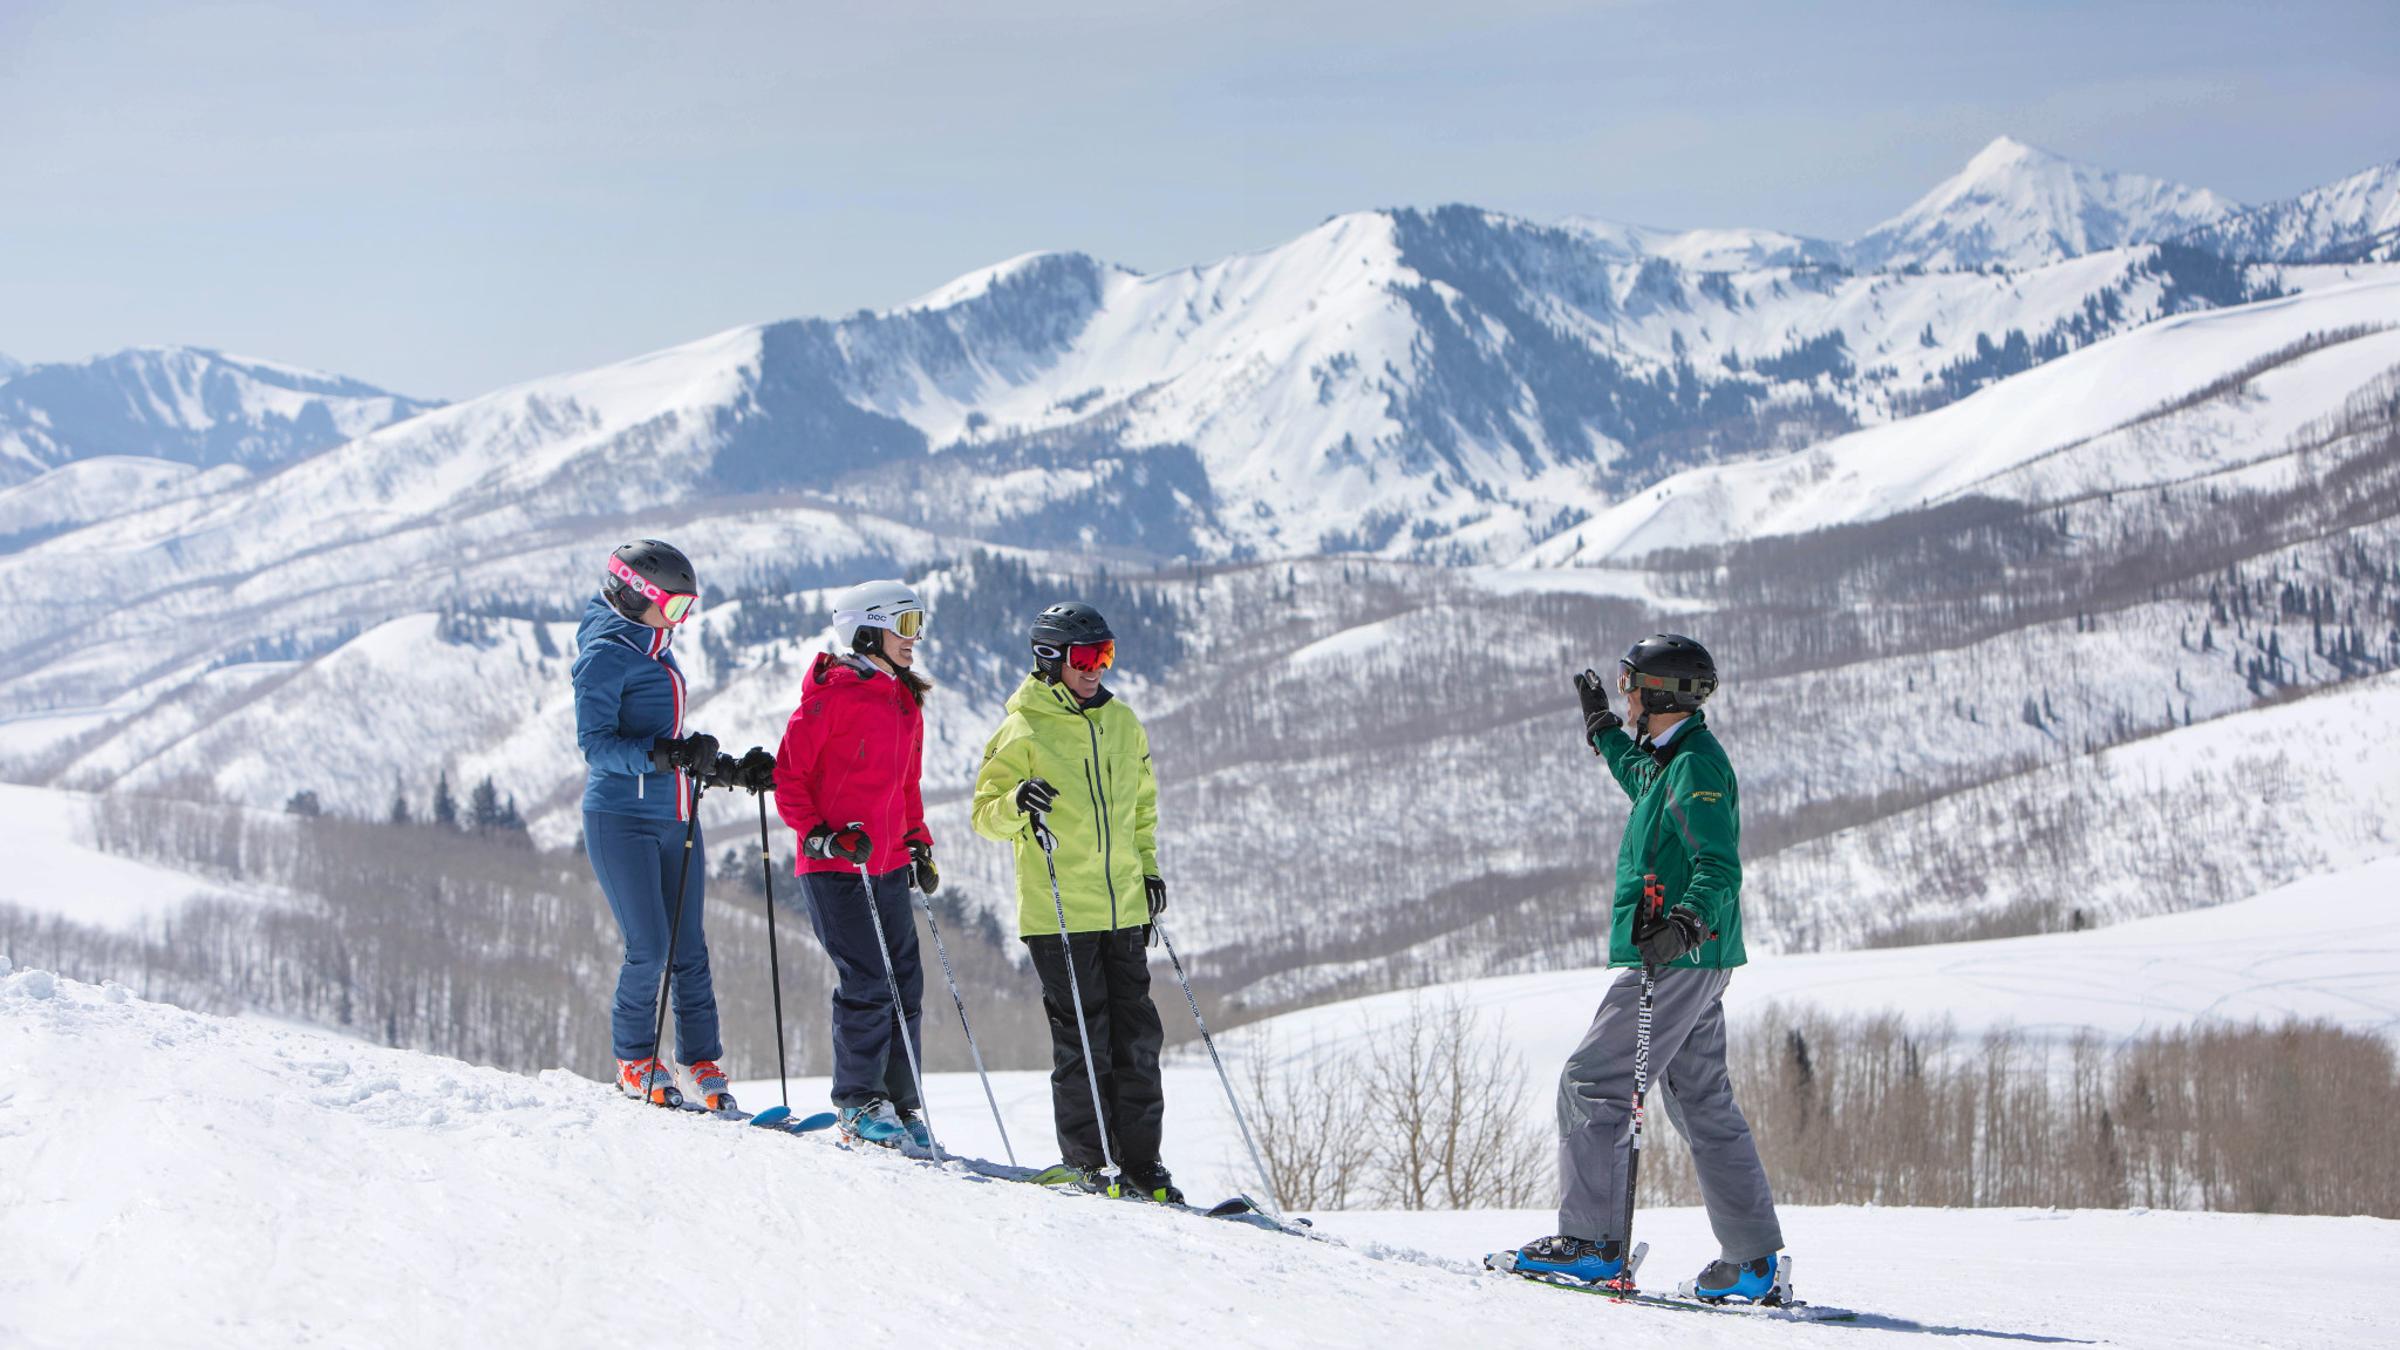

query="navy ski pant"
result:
[801,866,925,1110]
[1024,927,1166,1171]
[585,809,721,1064]
[1557,965,1783,1263]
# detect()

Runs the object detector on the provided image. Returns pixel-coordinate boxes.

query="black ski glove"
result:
[652,732,721,774]
[1145,875,1166,919]
[1636,905,1708,967]
[701,751,743,788]
[909,841,939,895]
[1013,778,1058,815]
[733,746,777,793]
[802,823,873,865]
[1575,669,1622,750]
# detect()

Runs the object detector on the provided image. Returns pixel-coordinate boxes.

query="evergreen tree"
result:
[432,771,458,828]
[469,775,503,831]
[387,777,412,826]
[284,789,323,818]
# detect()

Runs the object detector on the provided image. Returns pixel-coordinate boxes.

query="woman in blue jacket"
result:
[571,539,762,1110]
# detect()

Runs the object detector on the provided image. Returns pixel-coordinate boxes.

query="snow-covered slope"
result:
[1526,274,2400,563]
[2186,158,2400,263]
[1849,136,2238,272]
[0,346,438,489]
[0,784,253,931]
[7,964,2393,1349]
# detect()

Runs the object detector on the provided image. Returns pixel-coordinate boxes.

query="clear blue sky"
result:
[3,0,2393,399]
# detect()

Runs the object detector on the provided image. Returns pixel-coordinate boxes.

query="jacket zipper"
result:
[1078,709,1119,930]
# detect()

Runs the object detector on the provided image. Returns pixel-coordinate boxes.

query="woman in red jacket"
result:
[772,579,937,1148]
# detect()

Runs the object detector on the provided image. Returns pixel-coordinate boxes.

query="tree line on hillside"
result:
[1242,999,2400,1218]
[4,800,1067,1077]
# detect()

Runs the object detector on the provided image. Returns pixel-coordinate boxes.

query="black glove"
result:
[802,823,873,865]
[1575,669,1622,749]
[1013,778,1058,815]
[909,841,939,895]
[653,732,721,774]
[1144,875,1166,919]
[702,751,742,788]
[1635,905,1708,967]
[733,746,776,793]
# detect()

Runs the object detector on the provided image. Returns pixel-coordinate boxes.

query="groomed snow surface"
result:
[6,962,2397,1349]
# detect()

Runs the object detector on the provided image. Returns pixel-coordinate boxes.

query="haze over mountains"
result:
[4,135,2398,1017]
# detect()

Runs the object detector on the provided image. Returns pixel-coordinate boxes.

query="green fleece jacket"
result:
[1597,710,1747,969]
[971,675,1160,937]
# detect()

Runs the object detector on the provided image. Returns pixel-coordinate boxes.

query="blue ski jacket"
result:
[572,594,690,821]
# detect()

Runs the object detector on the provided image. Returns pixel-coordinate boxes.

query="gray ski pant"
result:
[1557,965,1783,1262]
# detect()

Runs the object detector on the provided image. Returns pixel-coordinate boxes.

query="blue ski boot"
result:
[897,1106,932,1151]
[837,1098,907,1148]
[1686,1254,1786,1304]
[1510,1236,1625,1285]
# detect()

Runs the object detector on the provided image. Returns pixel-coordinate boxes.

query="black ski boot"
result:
[1123,1162,1184,1205]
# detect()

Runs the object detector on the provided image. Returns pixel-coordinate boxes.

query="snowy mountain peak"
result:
[1850,135,2239,272]
[2183,156,2400,263]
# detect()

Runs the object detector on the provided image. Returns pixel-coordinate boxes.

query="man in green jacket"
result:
[971,601,1179,1202]
[1507,634,1788,1304]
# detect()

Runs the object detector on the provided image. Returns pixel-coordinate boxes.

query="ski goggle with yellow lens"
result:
[888,609,926,639]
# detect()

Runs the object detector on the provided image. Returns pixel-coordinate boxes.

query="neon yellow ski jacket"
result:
[971,675,1160,937]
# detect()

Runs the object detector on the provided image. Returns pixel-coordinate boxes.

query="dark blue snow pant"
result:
[801,866,924,1110]
[586,809,721,1064]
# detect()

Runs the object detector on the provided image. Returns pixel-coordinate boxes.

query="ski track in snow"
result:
[4,965,2395,1349]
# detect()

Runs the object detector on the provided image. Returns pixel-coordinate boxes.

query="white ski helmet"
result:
[830,579,927,653]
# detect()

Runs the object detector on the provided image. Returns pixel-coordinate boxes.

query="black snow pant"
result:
[1024,927,1166,1171]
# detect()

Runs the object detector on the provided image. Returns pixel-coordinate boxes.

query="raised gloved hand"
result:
[653,732,721,774]
[803,823,873,865]
[1575,670,1622,750]
[1145,875,1166,919]
[733,746,777,793]
[908,841,939,895]
[1013,778,1058,815]
[1635,905,1707,967]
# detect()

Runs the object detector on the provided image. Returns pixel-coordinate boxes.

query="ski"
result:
[620,1086,836,1136]
[1482,1251,1858,1323]
[1017,1165,1317,1240]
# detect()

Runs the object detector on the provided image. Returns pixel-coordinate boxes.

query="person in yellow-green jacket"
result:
[970,601,1179,1203]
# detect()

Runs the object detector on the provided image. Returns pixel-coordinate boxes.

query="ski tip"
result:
[749,1105,791,1129]
[788,1111,840,1134]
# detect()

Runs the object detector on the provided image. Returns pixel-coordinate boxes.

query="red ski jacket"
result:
[773,652,933,876]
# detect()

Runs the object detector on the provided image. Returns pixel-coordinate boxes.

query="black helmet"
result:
[604,539,698,622]
[1030,601,1113,679]
[1620,633,1717,714]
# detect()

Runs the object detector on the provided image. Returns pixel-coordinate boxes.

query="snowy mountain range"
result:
[4,134,2398,1018]
[0,345,437,490]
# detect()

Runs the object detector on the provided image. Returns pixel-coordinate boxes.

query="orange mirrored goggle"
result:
[1037,639,1115,672]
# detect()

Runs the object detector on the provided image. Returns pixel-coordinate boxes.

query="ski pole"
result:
[1153,917,1281,1217]
[758,792,790,1116]
[642,776,706,1106]
[916,885,1016,1166]
[1033,811,1119,1186]
[1612,961,1658,1294]
[854,830,938,1160]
